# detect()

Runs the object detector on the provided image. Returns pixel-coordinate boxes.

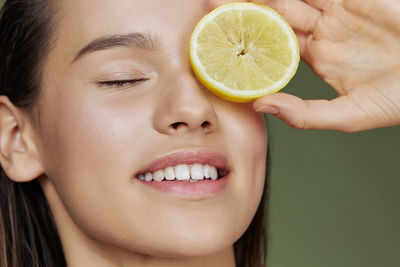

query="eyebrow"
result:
[72,32,158,63]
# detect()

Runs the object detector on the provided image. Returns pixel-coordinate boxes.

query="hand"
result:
[210,0,400,132]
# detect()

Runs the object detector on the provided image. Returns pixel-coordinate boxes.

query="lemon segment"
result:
[190,3,300,103]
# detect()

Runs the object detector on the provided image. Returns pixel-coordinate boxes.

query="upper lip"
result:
[134,148,230,176]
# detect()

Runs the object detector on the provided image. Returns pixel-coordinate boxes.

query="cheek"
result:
[220,102,268,181]
[219,103,268,236]
[40,91,150,178]
[38,88,157,237]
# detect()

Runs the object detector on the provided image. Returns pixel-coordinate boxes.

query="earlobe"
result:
[0,96,44,182]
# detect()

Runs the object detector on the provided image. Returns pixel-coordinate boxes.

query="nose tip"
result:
[160,96,218,135]
[152,74,219,135]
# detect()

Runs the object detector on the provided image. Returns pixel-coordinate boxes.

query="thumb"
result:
[253,92,364,132]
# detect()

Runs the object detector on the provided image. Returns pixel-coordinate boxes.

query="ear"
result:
[0,96,44,182]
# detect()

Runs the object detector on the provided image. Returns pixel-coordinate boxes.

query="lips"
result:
[134,149,230,179]
[133,149,231,198]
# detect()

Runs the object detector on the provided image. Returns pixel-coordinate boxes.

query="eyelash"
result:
[97,78,149,87]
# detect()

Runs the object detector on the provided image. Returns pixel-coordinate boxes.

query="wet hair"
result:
[0,0,268,266]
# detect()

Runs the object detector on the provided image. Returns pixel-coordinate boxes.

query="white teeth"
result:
[138,164,224,182]
[210,167,218,180]
[204,165,211,179]
[191,164,204,180]
[153,169,164,182]
[144,173,153,181]
[175,164,190,180]
[164,166,175,180]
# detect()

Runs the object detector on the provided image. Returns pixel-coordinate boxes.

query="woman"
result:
[0,1,267,266]
[0,0,399,267]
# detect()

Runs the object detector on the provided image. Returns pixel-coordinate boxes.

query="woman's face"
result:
[36,0,267,260]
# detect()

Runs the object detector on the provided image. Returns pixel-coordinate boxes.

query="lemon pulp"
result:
[190,3,299,103]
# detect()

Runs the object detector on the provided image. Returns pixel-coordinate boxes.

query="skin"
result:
[213,0,400,132]
[0,0,267,266]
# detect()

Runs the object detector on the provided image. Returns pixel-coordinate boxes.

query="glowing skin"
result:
[33,0,267,266]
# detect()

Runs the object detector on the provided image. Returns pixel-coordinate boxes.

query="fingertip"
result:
[253,92,310,129]
[255,104,280,115]
[209,0,247,10]
[259,0,280,12]
[253,92,301,110]
[209,0,225,10]
[253,93,294,117]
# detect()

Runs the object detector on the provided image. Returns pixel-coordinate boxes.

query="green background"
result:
[1,0,399,266]
[267,61,400,267]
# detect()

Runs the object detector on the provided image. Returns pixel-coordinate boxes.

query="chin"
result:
[102,222,238,259]
[144,239,233,259]
[138,222,243,258]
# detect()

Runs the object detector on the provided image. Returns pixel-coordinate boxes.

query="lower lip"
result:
[137,174,230,199]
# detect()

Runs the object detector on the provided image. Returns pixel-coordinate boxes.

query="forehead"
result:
[55,0,209,46]
[42,0,211,77]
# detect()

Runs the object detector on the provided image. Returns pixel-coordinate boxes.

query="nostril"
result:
[171,122,188,129]
[201,121,210,128]
[170,121,211,130]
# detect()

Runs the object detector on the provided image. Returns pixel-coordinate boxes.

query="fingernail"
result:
[255,105,280,115]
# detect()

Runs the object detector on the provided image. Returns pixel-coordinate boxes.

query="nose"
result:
[152,72,218,135]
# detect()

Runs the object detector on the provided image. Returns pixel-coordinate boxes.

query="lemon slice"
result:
[190,2,299,103]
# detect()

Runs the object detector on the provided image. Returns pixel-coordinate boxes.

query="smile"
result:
[133,149,231,198]
[136,163,230,182]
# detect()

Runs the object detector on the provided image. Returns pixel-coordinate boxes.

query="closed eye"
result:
[96,78,149,88]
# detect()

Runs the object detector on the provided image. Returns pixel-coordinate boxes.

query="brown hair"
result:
[0,0,268,266]
[234,151,270,267]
